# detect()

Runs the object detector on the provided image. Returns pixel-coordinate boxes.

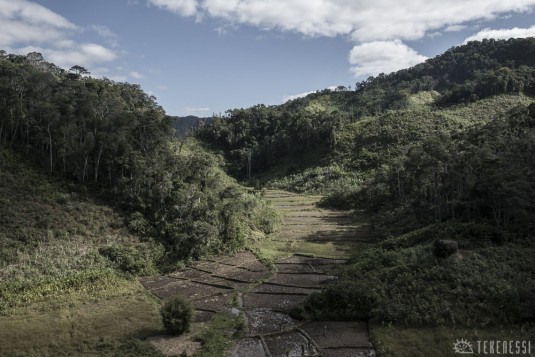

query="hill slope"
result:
[0,51,279,355]
[196,38,535,354]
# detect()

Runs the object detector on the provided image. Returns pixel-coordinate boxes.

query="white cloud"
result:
[0,19,66,48]
[14,43,117,69]
[444,24,467,32]
[349,40,428,78]
[148,0,198,16]
[130,71,144,79]
[148,0,535,79]
[0,0,78,49]
[0,0,76,30]
[0,0,120,74]
[148,0,535,41]
[464,25,535,43]
[282,90,316,103]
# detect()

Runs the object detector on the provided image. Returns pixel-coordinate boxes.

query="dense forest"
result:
[0,50,277,273]
[197,38,535,328]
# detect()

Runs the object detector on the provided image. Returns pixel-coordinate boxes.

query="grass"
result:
[250,189,371,260]
[193,311,246,357]
[255,239,364,259]
[371,323,535,357]
[0,149,167,355]
[0,282,163,356]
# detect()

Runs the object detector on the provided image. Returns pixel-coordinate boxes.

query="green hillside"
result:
[197,38,535,355]
[0,52,278,355]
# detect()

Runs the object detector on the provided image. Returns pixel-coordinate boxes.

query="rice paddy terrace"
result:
[141,190,375,356]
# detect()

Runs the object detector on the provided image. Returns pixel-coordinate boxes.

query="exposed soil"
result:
[141,190,376,356]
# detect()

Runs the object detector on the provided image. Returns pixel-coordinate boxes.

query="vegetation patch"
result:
[161,296,195,335]
[194,311,246,357]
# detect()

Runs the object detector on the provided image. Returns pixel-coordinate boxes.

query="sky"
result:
[1,1,535,116]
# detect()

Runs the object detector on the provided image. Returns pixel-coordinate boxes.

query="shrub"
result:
[99,243,163,276]
[302,281,379,320]
[433,239,458,258]
[160,296,194,335]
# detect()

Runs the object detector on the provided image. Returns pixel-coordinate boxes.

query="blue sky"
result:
[1,1,535,116]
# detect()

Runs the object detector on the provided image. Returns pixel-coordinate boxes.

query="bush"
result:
[160,296,194,335]
[301,281,379,320]
[99,243,163,276]
[433,239,458,258]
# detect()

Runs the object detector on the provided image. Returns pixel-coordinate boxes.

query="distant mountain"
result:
[171,115,213,136]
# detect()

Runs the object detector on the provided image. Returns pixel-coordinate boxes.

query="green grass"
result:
[254,238,365,260]
[250,190,371,260]
[0,282,163,356]
[0,149,168,355]
[371,323,535,357]
[193,311,246,357]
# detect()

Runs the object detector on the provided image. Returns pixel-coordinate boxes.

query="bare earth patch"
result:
[147,333,202,357]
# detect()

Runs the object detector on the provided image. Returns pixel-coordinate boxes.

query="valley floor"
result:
[140,189,376,356]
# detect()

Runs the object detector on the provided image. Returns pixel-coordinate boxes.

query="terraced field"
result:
[141,190,375,356]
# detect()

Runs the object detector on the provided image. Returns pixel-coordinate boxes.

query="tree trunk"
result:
[47,124,53,172]
[82,156,88,182]
[95,148,102,182]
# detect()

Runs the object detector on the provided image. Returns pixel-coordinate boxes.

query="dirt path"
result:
[141,190,375,357]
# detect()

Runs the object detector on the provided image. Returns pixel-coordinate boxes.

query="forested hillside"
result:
[197,37,535,348]
[0,51,277,264]
[0,51,279,354]
[198,38,535,178]
[172,115,212,137]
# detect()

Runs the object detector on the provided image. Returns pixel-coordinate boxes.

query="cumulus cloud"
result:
[464,25,535,43]
[148,0,198,16]
[0,0,77,48]
[0,0,119,73]
[349,40,428,78]
[148,0,535,41]
[444,24,467,32]
[15,43,117,69]
[148,0,535,78]
[0,0,76,31]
